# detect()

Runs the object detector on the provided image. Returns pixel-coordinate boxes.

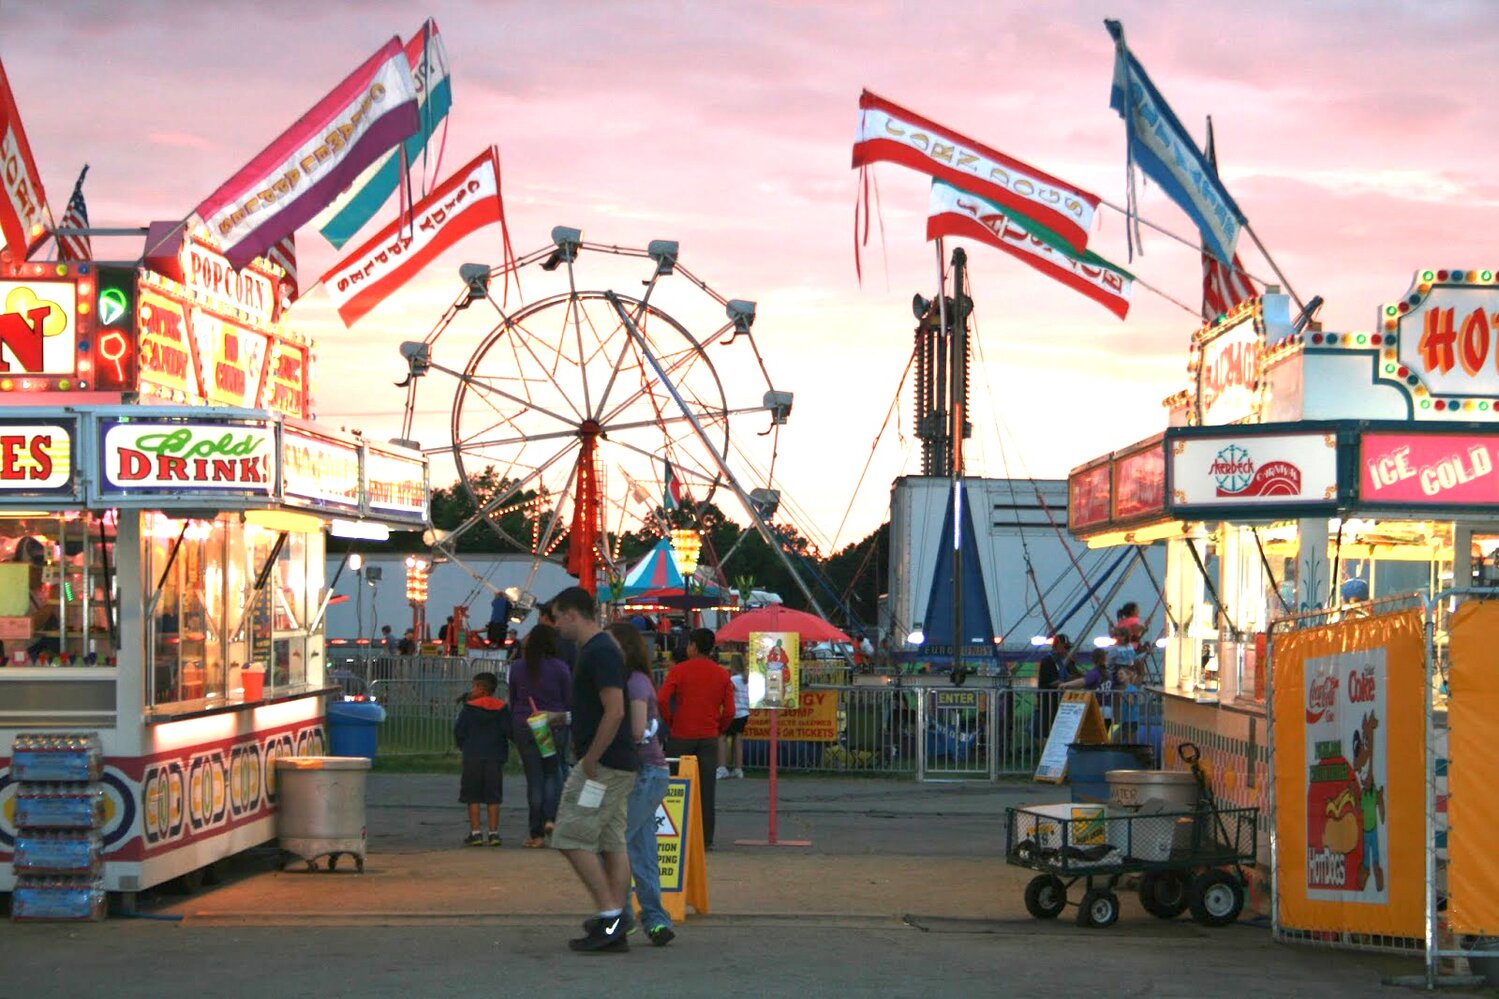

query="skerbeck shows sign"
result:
[1360,432,1499,505]
[101,422,275,494]
[282,428,360,511]
[1172,432,1338,508]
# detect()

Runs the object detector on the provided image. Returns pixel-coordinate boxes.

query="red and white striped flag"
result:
[56,165,91,262]
[265,234,297,305]
[1201,121,1254,320]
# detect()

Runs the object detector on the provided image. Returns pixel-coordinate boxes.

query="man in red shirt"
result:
[658,627,735,850]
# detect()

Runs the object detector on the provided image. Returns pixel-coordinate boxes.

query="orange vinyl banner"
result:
[1272,607,1424,938]
[1445,600,1499,935]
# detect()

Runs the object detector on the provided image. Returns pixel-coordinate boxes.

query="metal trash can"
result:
[327,700,387,760]
[274,756,370,872]
[1106,769,1200,811]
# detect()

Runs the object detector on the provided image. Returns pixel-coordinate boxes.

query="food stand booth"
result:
[1067,269,1499,874]
[0,239,429,901]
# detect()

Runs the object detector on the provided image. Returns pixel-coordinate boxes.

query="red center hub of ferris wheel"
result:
[567,421,605,593]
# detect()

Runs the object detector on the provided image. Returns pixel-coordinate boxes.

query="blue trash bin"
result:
[327,700,387,760]
[1066,743,1154,803]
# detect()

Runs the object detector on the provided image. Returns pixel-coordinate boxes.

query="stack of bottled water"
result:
[10,733,107,921]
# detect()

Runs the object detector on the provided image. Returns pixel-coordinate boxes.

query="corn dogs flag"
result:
[321,147,509,326]
[927,180,1132,319]
[192,36,419,268]
[853,90,1099,256]
[0,59,53,259]
[319,19,453,250]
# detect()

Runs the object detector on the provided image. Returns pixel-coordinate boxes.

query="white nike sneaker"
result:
[715,766,730,779]
[732,768,744,778]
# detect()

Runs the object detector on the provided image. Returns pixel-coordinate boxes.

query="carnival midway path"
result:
[5,776,1445,998]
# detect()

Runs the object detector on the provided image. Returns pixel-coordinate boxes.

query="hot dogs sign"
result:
[1304,648,1388,903]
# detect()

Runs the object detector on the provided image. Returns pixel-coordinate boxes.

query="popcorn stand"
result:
[0,238,429,908]
[1067,269,1499,882]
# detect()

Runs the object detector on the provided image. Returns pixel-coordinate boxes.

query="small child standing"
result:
[454,671,511,846]
[718,655,751,779]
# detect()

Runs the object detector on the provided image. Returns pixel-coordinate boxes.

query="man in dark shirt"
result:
[658,627,734,850]
[540,600,579,669]
[1034,633,1073,739]
[548,586,638,953]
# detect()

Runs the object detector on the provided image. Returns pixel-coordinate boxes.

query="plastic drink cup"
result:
[528,712,556,757]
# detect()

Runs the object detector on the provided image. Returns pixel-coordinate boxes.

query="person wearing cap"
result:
[1034,633,1074,740]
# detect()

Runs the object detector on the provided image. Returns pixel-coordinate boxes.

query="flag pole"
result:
[1096,196,1276,289]
[1241,221,1307,314]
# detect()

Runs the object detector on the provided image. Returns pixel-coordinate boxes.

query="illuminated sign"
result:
[100,420,276,495]
[1112,442,1166,521]
[1379,271,1499,413]
[0,421,72,493]
[136,287,198,401]
[282,427,360,511]
[1171,432,1338,509]
[1191,308,1264,426]
[0,279,76,375]
[364,446,427,521]
[192,308,268,408]
[1068,463,1111,531]
[135,270,310,419]
[263,341,308,419]
[181,238,277,325]
[1360,432,1499,506]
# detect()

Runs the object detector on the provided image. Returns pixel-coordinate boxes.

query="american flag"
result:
[1201,122,1254,320]
[56,165,91,262]
[265,234,297,305]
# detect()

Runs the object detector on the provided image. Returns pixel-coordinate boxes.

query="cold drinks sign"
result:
[1360,432,1499,506]
[100,420,276,498]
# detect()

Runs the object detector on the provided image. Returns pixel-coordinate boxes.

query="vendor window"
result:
[145,515,227,705]
[0,513,119,667]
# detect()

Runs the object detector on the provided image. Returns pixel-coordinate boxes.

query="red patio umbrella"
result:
[713,606,852,644]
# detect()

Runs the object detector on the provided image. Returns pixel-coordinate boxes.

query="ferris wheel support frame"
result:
[604,291,822,618]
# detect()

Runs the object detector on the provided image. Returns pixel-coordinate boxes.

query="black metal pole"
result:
[950,247,968,680]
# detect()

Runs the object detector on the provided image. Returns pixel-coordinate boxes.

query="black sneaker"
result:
[569,914,629,953]
[583,912,636,935]
[647,924,675,947]
[463,832,484,847]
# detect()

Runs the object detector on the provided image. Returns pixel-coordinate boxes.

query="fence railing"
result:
[364,675,1162,777]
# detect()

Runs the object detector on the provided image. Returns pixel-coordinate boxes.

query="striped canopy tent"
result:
[621,539,684,597]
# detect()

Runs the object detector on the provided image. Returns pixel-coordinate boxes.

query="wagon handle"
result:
[1177,741,1200,765]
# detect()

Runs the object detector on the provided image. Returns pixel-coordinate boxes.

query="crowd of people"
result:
[453,585,750,954]
[1033,602,1151,741]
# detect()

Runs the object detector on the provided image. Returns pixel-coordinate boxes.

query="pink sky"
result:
[5,1,1498,549]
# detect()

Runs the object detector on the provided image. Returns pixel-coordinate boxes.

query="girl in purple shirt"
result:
[510,624,572,847]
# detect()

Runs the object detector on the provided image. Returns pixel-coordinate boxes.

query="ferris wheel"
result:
[395,227,805,606]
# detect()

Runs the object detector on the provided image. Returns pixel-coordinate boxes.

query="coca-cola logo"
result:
[1307,673,1339,724]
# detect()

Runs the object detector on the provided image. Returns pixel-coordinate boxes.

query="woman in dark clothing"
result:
[507,623,573,847]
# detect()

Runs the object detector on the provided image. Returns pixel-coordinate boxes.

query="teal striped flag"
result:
[319,19,452,250]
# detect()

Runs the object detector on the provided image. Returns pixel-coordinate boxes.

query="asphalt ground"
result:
[0,774,1457,997]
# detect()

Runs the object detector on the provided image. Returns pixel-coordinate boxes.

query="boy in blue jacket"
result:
[455,671,511,846]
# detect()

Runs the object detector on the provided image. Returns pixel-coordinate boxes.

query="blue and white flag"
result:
[1105,19,1245,266]
[319,19,452,250]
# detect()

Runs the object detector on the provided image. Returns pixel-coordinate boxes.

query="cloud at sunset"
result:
[3,0,1496,546]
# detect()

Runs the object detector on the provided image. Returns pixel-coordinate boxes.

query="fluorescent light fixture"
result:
[245,509,324,533]
[906,628,925,645]
[1030,636,1051,647]
[1093,636,1117,648]
[331,518,391,541]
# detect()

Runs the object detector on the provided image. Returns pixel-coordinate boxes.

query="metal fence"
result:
[363,672,1164,778]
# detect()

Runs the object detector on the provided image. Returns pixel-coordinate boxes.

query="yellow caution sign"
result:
[657,754,709,922]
